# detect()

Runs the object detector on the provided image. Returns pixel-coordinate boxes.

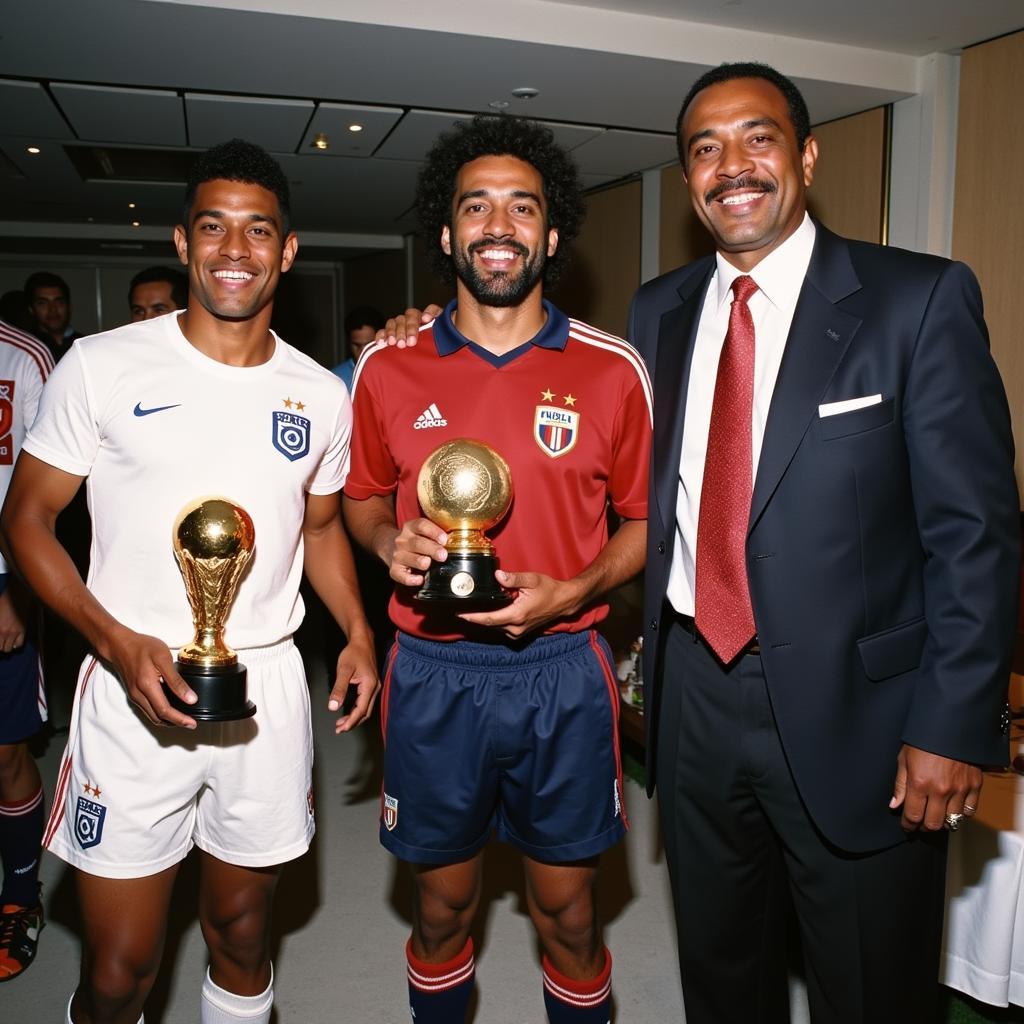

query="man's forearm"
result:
[564,518,646,616]
[342,493,400,567]
[303,516,372,642]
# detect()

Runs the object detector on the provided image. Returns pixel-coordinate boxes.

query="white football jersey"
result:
[24,311,350,649]
[0,319,53,574]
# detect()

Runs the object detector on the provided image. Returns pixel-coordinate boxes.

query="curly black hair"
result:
[183,138,291,233]
[415,115,584,287]
[676,62,812,169]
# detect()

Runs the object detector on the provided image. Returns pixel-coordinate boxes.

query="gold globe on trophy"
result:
[415,438,513,604]
[161,496,257,721]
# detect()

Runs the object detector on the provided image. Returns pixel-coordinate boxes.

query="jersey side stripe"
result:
[0,323,54,380]
[567,326,653,425]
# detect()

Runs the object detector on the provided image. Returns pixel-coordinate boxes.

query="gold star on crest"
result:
[541,388,554,402]
[283,398,294,409]
[563,394,577,407]
[295,400,305,412]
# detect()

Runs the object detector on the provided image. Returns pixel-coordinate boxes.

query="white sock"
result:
[66,993,143,1023]
[200,965,273,1023]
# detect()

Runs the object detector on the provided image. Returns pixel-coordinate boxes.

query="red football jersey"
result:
[345,300,652,640]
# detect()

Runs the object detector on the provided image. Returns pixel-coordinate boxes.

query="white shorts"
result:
[44,639,314,879]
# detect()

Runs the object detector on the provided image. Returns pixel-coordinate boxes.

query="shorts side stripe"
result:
[44,657,98,848]
[588,631,629,830]
[380,636,399,747]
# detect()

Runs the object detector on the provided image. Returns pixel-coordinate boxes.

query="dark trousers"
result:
[657,617,947,1024]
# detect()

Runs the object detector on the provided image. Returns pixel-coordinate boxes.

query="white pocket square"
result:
[818,394,883,418]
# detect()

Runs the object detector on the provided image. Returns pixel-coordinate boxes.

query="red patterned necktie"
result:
[695,274,758,664]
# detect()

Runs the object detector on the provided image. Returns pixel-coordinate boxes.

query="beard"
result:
[451,238,546,308]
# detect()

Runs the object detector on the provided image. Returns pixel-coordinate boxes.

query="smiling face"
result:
[441,155,558,309]
[173,178,297,323]
[681,76,817,271]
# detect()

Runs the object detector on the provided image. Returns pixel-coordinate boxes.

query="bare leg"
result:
[197,851,280,995]
[409,854,483,961]
[71,865,179,1024]
[523,856,602,977]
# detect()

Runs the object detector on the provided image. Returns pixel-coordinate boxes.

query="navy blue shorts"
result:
[0,575,45,745]
[379,629,627,865]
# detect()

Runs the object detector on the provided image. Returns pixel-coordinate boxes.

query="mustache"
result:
[704,178,778,205]
[468,239,530,258]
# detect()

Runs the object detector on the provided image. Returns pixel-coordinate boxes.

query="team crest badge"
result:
[74,796,107,849]
[272,411,311,462]
[383,793,399,832]
[534,405,580,458]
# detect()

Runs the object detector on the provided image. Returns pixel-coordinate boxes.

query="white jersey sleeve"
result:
[307,388,351,494]
[23,344,99,477]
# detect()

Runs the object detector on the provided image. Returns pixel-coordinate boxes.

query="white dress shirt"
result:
[667,213,816,616]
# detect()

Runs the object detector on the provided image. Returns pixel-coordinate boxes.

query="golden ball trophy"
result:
[415,438,513,605]
[161,497,257,720]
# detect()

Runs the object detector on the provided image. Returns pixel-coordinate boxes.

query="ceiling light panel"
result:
[569,129,678,177]
[0,80,71,140]
[185,94,314,153]
[373,110,470,161]
[300,102,403,157]
[50,83,186,146]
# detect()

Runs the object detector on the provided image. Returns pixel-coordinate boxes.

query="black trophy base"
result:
[415,554,511,606]
[163,661,256,722]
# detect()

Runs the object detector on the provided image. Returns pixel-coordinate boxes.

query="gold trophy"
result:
[161,497,257,721]
[415,438,514,605]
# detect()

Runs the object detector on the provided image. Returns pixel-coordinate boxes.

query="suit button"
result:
[650,618,658,631]
[657,541,666,554]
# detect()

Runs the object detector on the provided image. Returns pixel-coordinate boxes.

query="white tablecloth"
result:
[941,738,1024,1007]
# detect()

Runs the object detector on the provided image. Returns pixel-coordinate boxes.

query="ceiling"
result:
[1,0,1021,260]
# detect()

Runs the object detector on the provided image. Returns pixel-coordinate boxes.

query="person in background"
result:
[0,318,53,984]
[24,272,81,363]
[128,266,187,322]
[331,305,384,393]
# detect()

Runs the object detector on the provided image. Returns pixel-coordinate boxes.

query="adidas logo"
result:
[413,403,448,429]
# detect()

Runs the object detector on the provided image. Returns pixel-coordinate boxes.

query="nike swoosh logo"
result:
[133,402,181,417]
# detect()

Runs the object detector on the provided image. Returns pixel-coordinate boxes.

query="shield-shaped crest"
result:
[272,411,311,462]
[75,796,106,850]
[383,793,399,832]
[534,405,580,458]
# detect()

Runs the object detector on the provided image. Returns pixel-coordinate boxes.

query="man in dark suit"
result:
[629,62,1019,1022]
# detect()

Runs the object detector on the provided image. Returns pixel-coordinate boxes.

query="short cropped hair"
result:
[676,62,812,168]
[128,266,188,309]
[183,138,291,232]
[24,271,70,303]
[344,305,385,336]
[415,114,584,287]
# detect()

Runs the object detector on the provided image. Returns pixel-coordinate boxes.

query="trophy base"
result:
[163,661,256,722]
[415,554,512,606]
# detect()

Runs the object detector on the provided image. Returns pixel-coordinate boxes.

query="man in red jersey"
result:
[343,115,652,1024]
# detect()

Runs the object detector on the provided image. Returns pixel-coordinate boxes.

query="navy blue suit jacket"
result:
[629,223,1019,852]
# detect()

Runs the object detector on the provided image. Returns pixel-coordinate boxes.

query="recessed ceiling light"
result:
[131,220,140,228]
[488,100,510,110]
[510,87,539,100]
[128,202,136,209]
[26,146,40,155]
[348,123,363,133]
[313,133,330,151]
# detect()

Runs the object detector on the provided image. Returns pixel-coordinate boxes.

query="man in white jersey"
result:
[1,139,378,1024]
[0,319,52,983]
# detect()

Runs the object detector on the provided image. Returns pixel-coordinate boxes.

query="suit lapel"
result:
[749,227,863,530]
[653,264,713,529]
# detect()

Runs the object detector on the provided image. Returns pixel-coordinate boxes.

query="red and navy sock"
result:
[542,947,612,1023]
[405,935,474,1024]
[0,784,44,908]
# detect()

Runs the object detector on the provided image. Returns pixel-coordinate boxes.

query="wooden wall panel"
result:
[952,30,1024,491]
[553,179,642,338]
[806,107,887,244]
